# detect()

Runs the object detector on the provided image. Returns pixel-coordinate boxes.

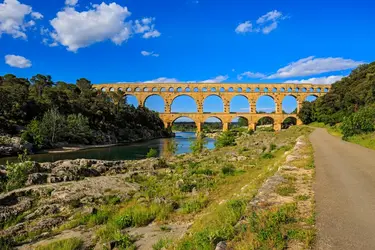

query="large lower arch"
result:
[144,94,165,113]
[230,116,248,130]
[172,117,197,132]
[256,95,275,114]
[230,95,249,113]
[171,95,198,113]
[203,95,224,113]
[282,95,297,114]
[256,116,275,131]
[203,116,223,132]
[125,94,139,107]
[282,117,297,129]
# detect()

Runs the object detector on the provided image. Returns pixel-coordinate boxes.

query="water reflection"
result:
[0,132,215,164]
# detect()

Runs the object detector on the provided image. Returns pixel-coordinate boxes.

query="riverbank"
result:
[0,126,315,249]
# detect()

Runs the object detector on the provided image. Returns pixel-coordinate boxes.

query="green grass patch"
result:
[276,184,296,196]
[296,194,310,201]
[181,195,209,214]
[153,238,172,250]
[35,238,83,250]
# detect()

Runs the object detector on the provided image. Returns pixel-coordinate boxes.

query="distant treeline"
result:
[0,74,171,150]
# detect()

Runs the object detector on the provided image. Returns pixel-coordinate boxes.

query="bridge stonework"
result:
[94,83,331,132]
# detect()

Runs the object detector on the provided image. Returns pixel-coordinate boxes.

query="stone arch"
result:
[177,87,183,92]
[237,87,243,92]
[135,87,141,92]
[169,87,174,92]
[256,116,275,131]
[203,94,224,112]
[144,94,165,113]
[305,94,318,102]
[109,87,115,92]
[118,87,123,92]
[126,87,132,92]
[143,87,149,92]
[256,95,275,113]
[125,94,139,107]
[185,87,191,92]
[172,116,198,132]
[152,87,158,92]
[211,87,216,92]
[230,95,249,112]
[282,116,297,129]
[203,116,223,132]
[246,87,251,92]
[101,87,107,92]
[193,87,199,92]
[220,87,225,92]
[282,95,298,114]
[230,116,248,129]
[171,95,198,113]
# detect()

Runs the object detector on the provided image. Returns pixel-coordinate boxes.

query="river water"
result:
[0,132,215,164]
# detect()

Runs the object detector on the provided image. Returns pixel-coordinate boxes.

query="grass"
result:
[35,238,83,250]
[276,184,296,196]
[153,238,172,250]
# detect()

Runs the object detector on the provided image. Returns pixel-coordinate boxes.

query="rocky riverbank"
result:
[0,126,314,249]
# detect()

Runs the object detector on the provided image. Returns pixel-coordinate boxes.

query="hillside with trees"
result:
[0,74,171,156]
[298,61,375,139]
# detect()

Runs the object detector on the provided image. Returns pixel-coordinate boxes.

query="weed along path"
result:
[310,128,375,250]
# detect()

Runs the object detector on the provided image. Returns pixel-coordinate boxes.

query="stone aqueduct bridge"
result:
[94,83,331,132]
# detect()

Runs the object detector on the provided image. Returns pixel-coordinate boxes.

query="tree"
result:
[298,101,315,124]
[190,133,207,154]
[238,117,248,127]
[30,74,54,97]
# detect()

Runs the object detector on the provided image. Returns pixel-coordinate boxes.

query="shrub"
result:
[341,106,375,138]
[146,148,158,158]
[190,133,207,154]
[261,153,274,159]
[270,143,277,151]
[114,204,161,229]
[221,165,235,176]
[181,196,209,214]
[215,131,236,148]
[247,129,255,135]
[5,153,33,191]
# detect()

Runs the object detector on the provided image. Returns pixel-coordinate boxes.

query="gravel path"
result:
[310,128,375,250]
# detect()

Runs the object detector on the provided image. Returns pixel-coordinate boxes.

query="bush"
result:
[221,165,235,175]
[35,237,83,250]
[5,153,33,191]
[146,148,158,158]
[215,131,236,148]
[341,106,375,138]
[261,153,274,159]
[190,133,207,154]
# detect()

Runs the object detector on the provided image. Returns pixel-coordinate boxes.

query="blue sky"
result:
[1,0,375,122]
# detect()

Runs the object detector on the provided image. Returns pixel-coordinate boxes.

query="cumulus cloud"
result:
[0,0,43,39]
[235,21,254,33]
[144,77,179,83]
[141,51,159,57]
[47,3,160,52]
[268,56,364,79]
[202,75,229,83]
[285,75,345,84]
[235,10,286,34]
[5,54,31,68]
[237,71,266,80]
[65,0,78,6]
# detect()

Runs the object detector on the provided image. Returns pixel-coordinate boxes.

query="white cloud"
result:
[235,21,254,33]
[235,10,286,35]
[202,75,229,83]
[257,10,283,24]
[31,11,43,19]
[65,0,78,6]
[143,30,161,39]
[141,50,159,57]
[5,54,31,68]
[48,3,160,52]
[144,77,179,83]
[0,0,42,39]
[285,75,345,84]
[268,56,364,79]
[238,71,266,80]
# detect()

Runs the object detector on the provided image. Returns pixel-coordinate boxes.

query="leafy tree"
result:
[238,117,248,127]
[146,148,158,158]
[341,106,375,138]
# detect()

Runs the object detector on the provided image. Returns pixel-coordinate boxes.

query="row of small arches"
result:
[98,86,330,93]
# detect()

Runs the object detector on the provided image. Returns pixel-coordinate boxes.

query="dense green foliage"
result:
[215,131,236,148]
[0,153,33,192]
[0,74,170,150]
[298,62,375,127]
[146,148,158,158]
[341,105,375,138]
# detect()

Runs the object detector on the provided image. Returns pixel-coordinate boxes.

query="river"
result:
[0,132,215,164]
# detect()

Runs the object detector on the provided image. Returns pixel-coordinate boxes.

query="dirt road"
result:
[310,128,375,250]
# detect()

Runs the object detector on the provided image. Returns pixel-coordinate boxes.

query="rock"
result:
[215,241,227,250]
[278,165,298,171]
[25,173,48,186]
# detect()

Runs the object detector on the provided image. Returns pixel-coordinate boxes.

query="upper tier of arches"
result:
[95,83,331,94]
